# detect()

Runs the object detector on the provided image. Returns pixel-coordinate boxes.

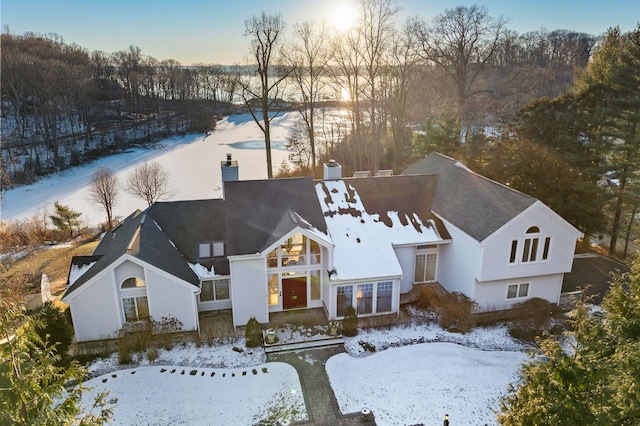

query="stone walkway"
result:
[268,346,376,426]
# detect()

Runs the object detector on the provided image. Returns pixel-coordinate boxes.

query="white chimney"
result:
[221,154,239,199]
[221,153,239,183]
[323,159,342,180]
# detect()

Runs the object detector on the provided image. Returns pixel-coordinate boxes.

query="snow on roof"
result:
[68,261,97,285]
[189,262,219,279]
[315,180,443,281]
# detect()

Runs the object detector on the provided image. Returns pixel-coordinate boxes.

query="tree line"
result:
[0,33,237,187]
[3,1,638,257]
[239,2,637,257]
[2,2,595,185]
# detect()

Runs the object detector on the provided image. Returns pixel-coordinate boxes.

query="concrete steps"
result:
[263,328,344,354]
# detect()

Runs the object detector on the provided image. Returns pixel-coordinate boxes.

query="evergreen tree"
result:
[49,201,82,238]
[28,302,74,366]
[573,25,640,256]
[0,299,112,425]
[498,260,640,424]
[489,94,608,239]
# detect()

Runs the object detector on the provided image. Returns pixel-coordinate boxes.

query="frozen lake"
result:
[1,112,296,227]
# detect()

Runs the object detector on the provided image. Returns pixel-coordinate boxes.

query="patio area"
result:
[198,308,345,353]
[264,308,344,353]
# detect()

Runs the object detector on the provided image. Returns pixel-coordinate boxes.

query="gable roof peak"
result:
[403,152,537,242]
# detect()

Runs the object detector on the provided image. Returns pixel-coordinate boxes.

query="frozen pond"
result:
[1,113,297,227]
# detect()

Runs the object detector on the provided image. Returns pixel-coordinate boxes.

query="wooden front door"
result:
[282,277,307,310]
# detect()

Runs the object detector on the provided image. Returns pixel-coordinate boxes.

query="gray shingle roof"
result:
[345,174,440,231]
[62,205,204,299]
[403,152,536,242]
[223,178,327,256]
[147,199,228,274]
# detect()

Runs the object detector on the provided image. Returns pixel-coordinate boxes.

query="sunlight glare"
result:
[340,87,351,102]
[331,4,358,31]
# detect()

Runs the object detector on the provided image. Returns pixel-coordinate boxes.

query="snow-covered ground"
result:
[81,322,528,425]
[1,113,296,227]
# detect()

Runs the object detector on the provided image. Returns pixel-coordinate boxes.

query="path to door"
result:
[267,346,376,425]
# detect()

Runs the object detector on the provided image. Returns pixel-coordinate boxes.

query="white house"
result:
[403,153,583,310]
[62,152,582,342]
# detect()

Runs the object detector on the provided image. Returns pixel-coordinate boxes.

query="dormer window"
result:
[199,241,225,258]
[509,226,551,264]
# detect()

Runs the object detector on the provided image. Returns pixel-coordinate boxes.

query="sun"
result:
[331,4,358,32]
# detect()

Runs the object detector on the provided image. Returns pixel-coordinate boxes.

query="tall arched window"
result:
[509,226,551,264]
[121,277,149,321]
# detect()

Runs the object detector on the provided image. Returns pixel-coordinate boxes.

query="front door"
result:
[282,277,307,310]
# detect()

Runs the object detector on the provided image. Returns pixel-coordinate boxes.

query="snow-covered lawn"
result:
[81,363,305,425]
[81,322,528,425]
[327,343,527,426]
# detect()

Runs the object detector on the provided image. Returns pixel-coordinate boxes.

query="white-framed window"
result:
[123,296,149,321]
[200,278,230,302]
[337,285,353,317]
[414,252,437,283]
[336,281,395,317]
[357,283,373,315]
[310,270,321,300]
[122,277,146,288]
[199,241,225,258]
[507,283,529,300]
[376,281,393,312]
[267,233,322,269]
[121,277,148,322]
[510,227,551,264]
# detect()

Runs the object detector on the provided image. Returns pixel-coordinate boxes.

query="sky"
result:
[2,0,639,65]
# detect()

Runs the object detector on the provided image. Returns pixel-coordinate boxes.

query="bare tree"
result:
[238,12,291,179]
[124,161,171,206]
[355,0,399,173]
[387,20,422,170]
[286,20,332,173]
[88,167,119,229]
[414,4,507,137]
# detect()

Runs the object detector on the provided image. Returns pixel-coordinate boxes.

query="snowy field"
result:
[1,112,296,227]
[81,322,528,425]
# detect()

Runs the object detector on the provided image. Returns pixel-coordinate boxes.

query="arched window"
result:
[121,277,148,321]
[509,226,551,264]
[121,277,146,288]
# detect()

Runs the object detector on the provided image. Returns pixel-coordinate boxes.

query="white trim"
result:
[482,201,583,246]
[62,253,198,303]
[506,282,530,301]
[261,226,334,260]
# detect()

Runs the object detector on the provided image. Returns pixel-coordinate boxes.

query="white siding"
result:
[436,218,482,297]
[145,269,198,332]
[230,257,269,327]
[480,202,580,282]
[197,297,232,312]
[68,272,121,342]
[394,246,415,294]
[322,247,333,316]
[114,260,144,285]
[473,273,564,310]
